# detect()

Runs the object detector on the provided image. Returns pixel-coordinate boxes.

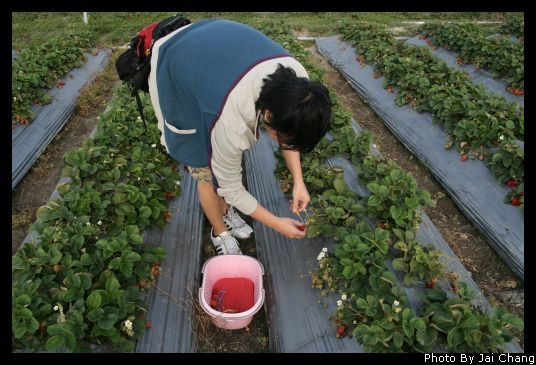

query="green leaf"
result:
[80,253,94,266]
[368,195,381,207]
[378,185,389,197]
[15,294,32,306]
[64,273,81,288]
[98,313,118,330]
[393,331,404,348]
[86,291,102,310]
[46,335,64,352]
[125,252,141,262]
[502,313,524,330]
[426,287,447,302]
[447,327,465,348]
[112,192,127,204]
[402,321,414,338]
[87,308,104,322]
[333,178,347,194]
[367,182,379,194]
[105,277,120,295]
[78,273,93,290]
[412,317,426,332]
[392,258,409,272]
[120,262,134,278]
[49,247,62,265]
[139,206,152,219]
[417,326,437,347]
[64,331,76,351]
[390,206,402,219]
[342,265,356,279]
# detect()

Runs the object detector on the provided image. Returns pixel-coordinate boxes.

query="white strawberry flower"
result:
[97,220,102,225]
[151,144,157,148]
[322,247,328,253]
[337,300,343,307]
[393,300,399,306]
[499,135,504,141]
[53,305,59,311]
[341,294,347,300]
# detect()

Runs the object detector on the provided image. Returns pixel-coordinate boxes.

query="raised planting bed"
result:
[315,35,523,279]
[12,49,112,190]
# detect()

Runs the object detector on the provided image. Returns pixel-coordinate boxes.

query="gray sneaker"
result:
[210,229,242,255]
[223,206,254,239]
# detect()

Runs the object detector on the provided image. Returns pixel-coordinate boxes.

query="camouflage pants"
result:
[185,166,213,184]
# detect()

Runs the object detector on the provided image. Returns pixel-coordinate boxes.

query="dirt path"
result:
[11,62,121,254]
[304,41,524,344]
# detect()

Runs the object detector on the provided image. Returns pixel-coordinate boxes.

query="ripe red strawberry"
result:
[56,81,65,88]
[506,179,519,187]
[387,85,394,93]
[164,192,174,200]
[378,223,385,229]
[337,325,346,336]
[511,198,521,206]
[425,278,437,288]
[460,154,468,161]
[297,225,305,232]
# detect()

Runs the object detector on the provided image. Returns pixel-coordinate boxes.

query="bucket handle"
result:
[198,287,265,320]
[201,256,265,275]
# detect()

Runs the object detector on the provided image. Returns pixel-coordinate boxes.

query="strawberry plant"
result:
[419,22,524,90]
[391,228,444,287]
[12,32,93,125]
[339,22,524,210]
[499,15,524,38]
[12,86,180,352]
[487,141,524,189]
[258,19,523,353]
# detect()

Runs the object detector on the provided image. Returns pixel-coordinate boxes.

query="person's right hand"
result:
[274,217,307,239]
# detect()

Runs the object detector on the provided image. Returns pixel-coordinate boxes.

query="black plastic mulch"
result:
[315,36,523,280]
[12,48,112,190]
[404,36,524,107]
[244,128,522,352]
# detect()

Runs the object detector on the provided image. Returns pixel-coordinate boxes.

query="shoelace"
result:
[227,207,246,227]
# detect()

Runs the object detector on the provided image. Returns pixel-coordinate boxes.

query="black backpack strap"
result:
[133,89,147,129]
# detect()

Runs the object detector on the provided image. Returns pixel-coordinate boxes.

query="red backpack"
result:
[115,15,191,126]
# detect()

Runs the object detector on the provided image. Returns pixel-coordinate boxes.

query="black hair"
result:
[255,64,332,153]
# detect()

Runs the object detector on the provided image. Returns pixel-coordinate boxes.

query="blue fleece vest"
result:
[156,19,289,167]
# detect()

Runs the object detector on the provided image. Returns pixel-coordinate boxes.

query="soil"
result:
[11,73,121,255]
[194,216,269,353]
[12,36,524,352]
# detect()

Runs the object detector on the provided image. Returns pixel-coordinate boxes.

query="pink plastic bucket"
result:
[199,255,265,330]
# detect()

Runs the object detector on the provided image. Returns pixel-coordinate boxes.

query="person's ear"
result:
[264,110,272,122]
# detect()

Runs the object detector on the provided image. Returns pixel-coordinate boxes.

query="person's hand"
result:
[274,217,307,239]
[291,181,310,213]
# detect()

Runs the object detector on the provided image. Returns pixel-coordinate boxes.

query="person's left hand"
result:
[291,181,310,213]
